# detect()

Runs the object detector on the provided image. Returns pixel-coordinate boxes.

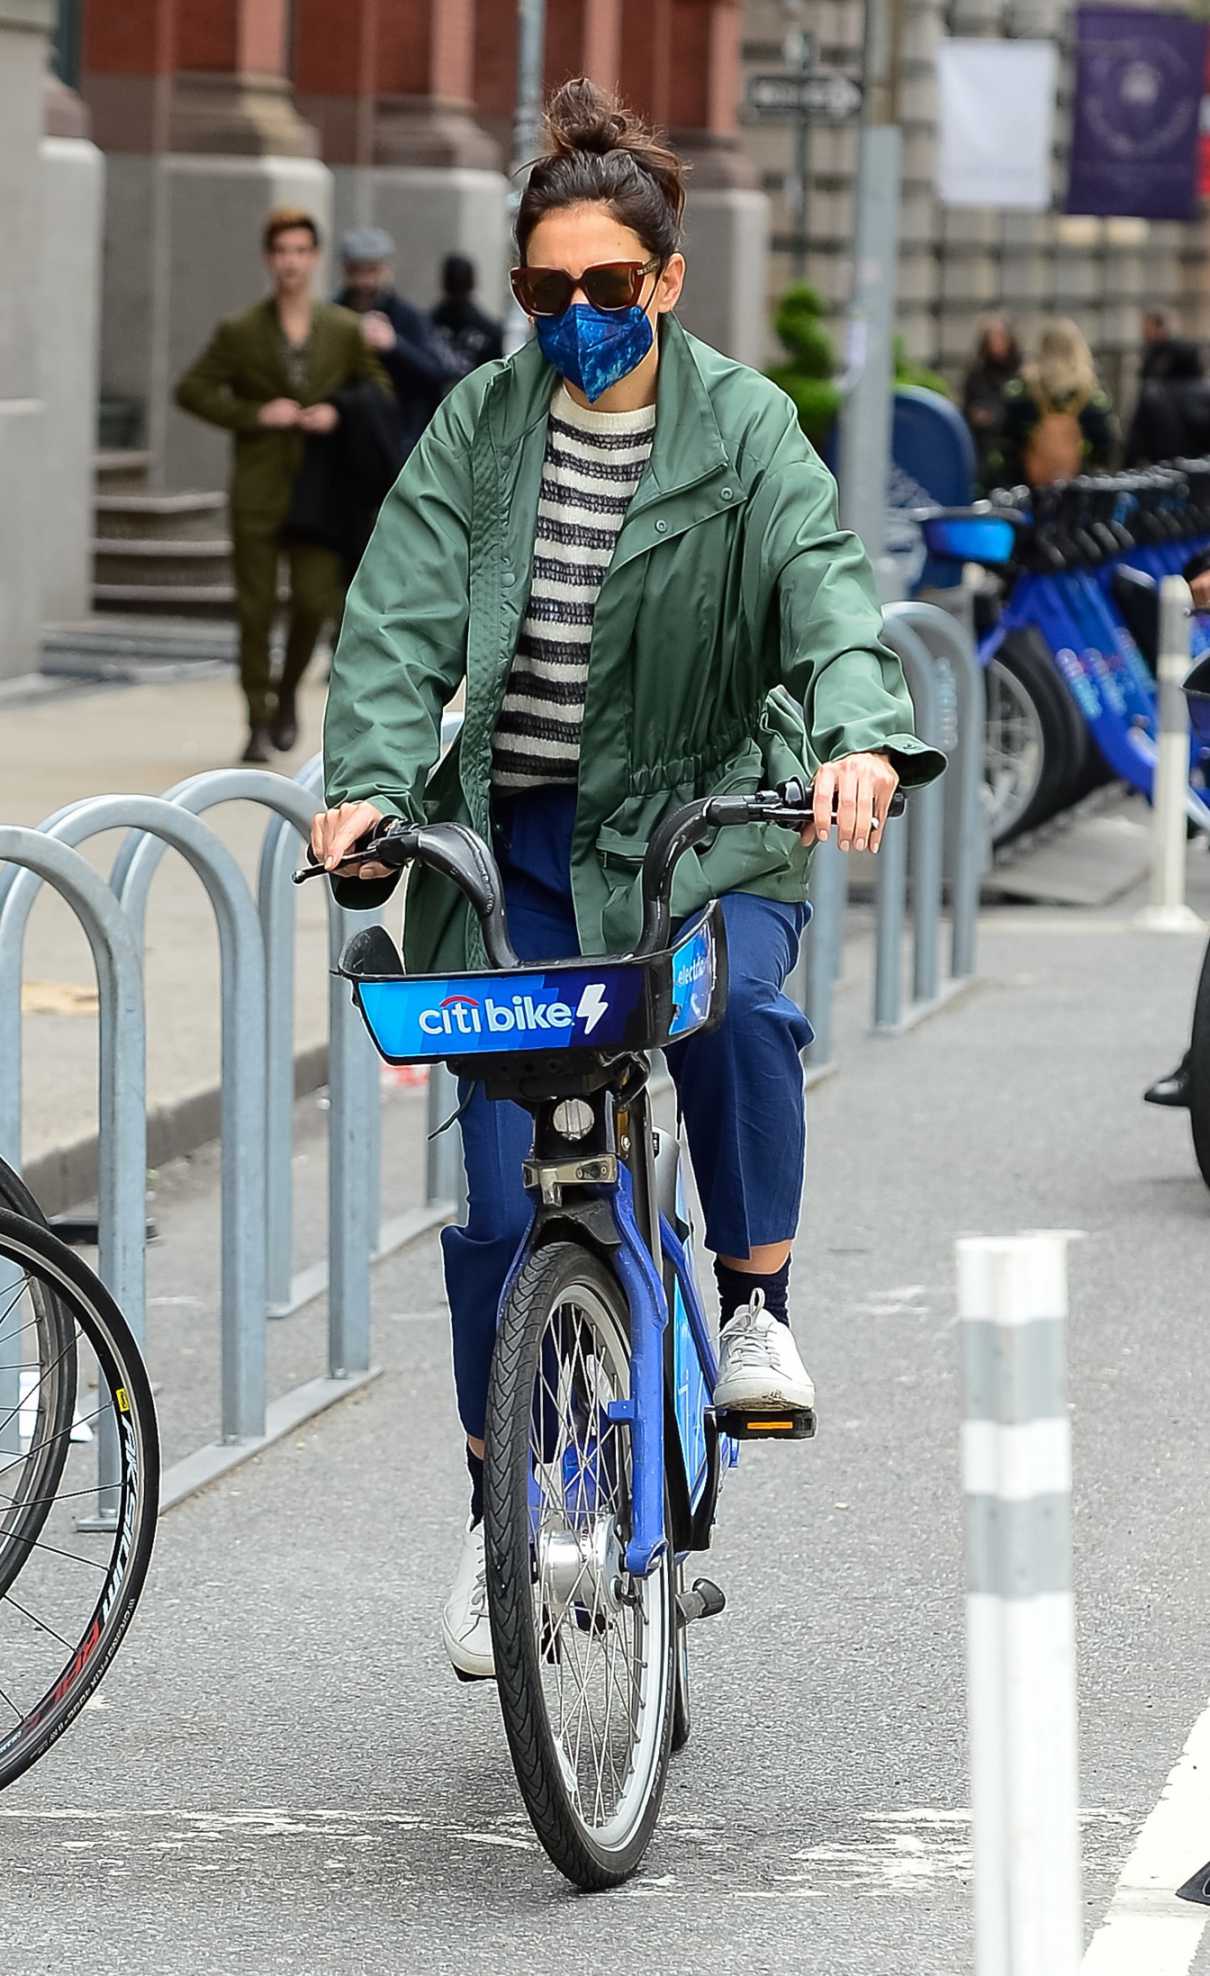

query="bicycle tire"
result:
[1189,942,1210,1190]
[0,1163,77,1601]
[0,1209,158,1790]
[485,1240,676,1889]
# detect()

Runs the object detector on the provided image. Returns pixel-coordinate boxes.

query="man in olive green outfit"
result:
[176,208,390,762]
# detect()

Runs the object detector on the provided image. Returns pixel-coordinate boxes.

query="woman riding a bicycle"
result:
[313,79,945,1681]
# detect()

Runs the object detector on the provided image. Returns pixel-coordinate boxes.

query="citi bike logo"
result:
[418,982,609,1039]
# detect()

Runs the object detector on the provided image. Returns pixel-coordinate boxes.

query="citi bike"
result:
[300,776,902,1888]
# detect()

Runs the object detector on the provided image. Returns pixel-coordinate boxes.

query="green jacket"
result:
[175,298,389,528]
[324,317,945,974]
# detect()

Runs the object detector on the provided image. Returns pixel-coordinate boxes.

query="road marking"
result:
[1082,1705,1210,1973]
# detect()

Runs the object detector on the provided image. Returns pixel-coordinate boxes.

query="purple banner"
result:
[1067,6,1207,220]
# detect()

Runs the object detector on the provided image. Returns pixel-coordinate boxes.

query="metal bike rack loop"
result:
[0,797,268,1442]
[885,599,985,980]
[0,827,148,1524]
[875,617,945,1027]
[108,770,377,1385]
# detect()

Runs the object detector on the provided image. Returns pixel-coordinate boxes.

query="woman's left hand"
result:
[803,751,900,854]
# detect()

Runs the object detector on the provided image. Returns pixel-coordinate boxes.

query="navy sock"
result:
[715,1256,791,1327]
[467,1445,484,1527]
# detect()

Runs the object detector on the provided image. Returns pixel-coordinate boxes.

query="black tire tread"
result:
[485,1239,674,1889]
[0,1210,158,1791]
[1189,942,1210,1188]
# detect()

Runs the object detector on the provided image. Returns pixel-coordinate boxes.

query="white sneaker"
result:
[441,1518,495,1681]
[714,1292,816,1413]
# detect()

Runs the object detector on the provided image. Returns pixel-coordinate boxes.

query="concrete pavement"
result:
[5,856,1210,1971]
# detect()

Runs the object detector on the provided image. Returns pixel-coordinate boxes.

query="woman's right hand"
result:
[310,800,390,880]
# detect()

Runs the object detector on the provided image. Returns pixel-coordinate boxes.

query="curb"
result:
[23,1040,331,1217]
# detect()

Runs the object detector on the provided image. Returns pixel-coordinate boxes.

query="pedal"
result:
[714,1405,816,1441]
[678,1577,727,1624]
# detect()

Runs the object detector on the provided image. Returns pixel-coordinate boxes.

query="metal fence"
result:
[0,609,982,1511]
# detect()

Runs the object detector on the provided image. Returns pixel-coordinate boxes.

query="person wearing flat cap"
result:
[337,226,461,460]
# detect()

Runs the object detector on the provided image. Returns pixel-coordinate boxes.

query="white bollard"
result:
[1139,575,1202,932]
[956,1232,1082,1976]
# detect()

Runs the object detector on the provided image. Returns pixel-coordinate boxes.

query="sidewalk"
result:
[6,874,1210,1973]
[0,668,333,1202]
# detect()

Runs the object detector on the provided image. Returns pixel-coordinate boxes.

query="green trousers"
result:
[231,525,344,725]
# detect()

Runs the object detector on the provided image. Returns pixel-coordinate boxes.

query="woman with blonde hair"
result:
[991,317,1118,489]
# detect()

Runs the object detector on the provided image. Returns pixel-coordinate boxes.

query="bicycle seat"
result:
[915,504,1030,572]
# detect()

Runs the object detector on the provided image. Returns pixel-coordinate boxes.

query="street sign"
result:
[746,70,864,123]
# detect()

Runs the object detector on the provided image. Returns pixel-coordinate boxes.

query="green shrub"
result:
[893,336,951,399]
[768,284,840,448]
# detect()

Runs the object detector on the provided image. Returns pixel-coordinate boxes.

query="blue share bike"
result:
[299,775,900,1888]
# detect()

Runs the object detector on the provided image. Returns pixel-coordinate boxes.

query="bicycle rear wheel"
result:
[485,1241,675,1889]
[1189,942,1210,1190]
[0,1209,158,1789]
[0,1164,77,1601]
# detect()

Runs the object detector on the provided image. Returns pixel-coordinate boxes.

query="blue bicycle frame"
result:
[344,900,740,1580]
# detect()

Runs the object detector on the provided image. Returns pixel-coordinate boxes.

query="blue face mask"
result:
[536,303,654,404]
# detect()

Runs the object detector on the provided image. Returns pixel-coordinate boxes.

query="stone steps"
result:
[93,582,241,619]
[94,491,227,541]
[94,449,153,492]
[93,536,233,590]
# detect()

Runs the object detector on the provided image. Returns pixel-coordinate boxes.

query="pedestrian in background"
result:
[175,208,390,764]
[1126,338,1210,465]
[1140,306,1203,384]
[962,316,1022,494]
[430,254,505,376]
[991,318,1117,490]
[336,227,458,458]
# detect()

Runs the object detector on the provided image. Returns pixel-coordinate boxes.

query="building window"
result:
[53,0,81,89]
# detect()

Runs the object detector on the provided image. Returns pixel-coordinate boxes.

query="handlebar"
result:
[294,776,907,970]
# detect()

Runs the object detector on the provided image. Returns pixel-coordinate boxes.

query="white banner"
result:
[936,39,1057,210]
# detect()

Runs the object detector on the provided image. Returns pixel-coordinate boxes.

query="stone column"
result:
[41,66,104,621]
[293,0,379,248]
[160,0,332,489]
[0,2,53,677]
[81,0,176,460]
[545,1,623,85]
[367,0,508,314]
[667,0,769,366]
[620,0,673,127]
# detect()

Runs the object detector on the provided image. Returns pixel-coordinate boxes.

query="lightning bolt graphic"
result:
[577,982,609,1035]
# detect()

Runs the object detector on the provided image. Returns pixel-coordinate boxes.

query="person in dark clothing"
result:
[429,254,505,375]
[175,207,390,763]
[336,226,460,458]
[1126,340,1210,465]
[962,316,1022,493]
[1140,308,1203,385]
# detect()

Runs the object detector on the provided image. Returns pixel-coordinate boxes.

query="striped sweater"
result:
[491,385,656,792]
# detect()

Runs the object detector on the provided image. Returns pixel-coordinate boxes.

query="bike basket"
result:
[337,901,728,1067]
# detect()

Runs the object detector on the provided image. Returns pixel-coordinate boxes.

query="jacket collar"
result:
[485,315,730,501]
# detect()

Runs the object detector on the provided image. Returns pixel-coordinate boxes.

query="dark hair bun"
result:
[545,78,637,157]
[518,78,688,260]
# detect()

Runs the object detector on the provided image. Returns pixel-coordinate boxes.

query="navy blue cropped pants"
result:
[441,789,811,1438]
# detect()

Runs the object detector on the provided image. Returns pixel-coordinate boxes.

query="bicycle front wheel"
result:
[1190,943,1210,1189]
[485,1241,675,1889]
[0,1210,158,1789]
[0,1165,77,1603]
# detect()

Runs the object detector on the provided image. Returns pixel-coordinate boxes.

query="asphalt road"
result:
[5,903,1210,1974]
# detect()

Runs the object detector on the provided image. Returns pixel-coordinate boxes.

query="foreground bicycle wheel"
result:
[1188,939,1210,1192]
[485,1241,675,1888]
[0,1165,78,1602]
[0,1210,158,1789]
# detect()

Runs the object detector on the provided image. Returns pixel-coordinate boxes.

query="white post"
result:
[956,1232,1082,1976]
[1139,575,1202,932]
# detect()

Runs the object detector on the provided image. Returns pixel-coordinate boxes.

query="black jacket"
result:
[334,285,460,457]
